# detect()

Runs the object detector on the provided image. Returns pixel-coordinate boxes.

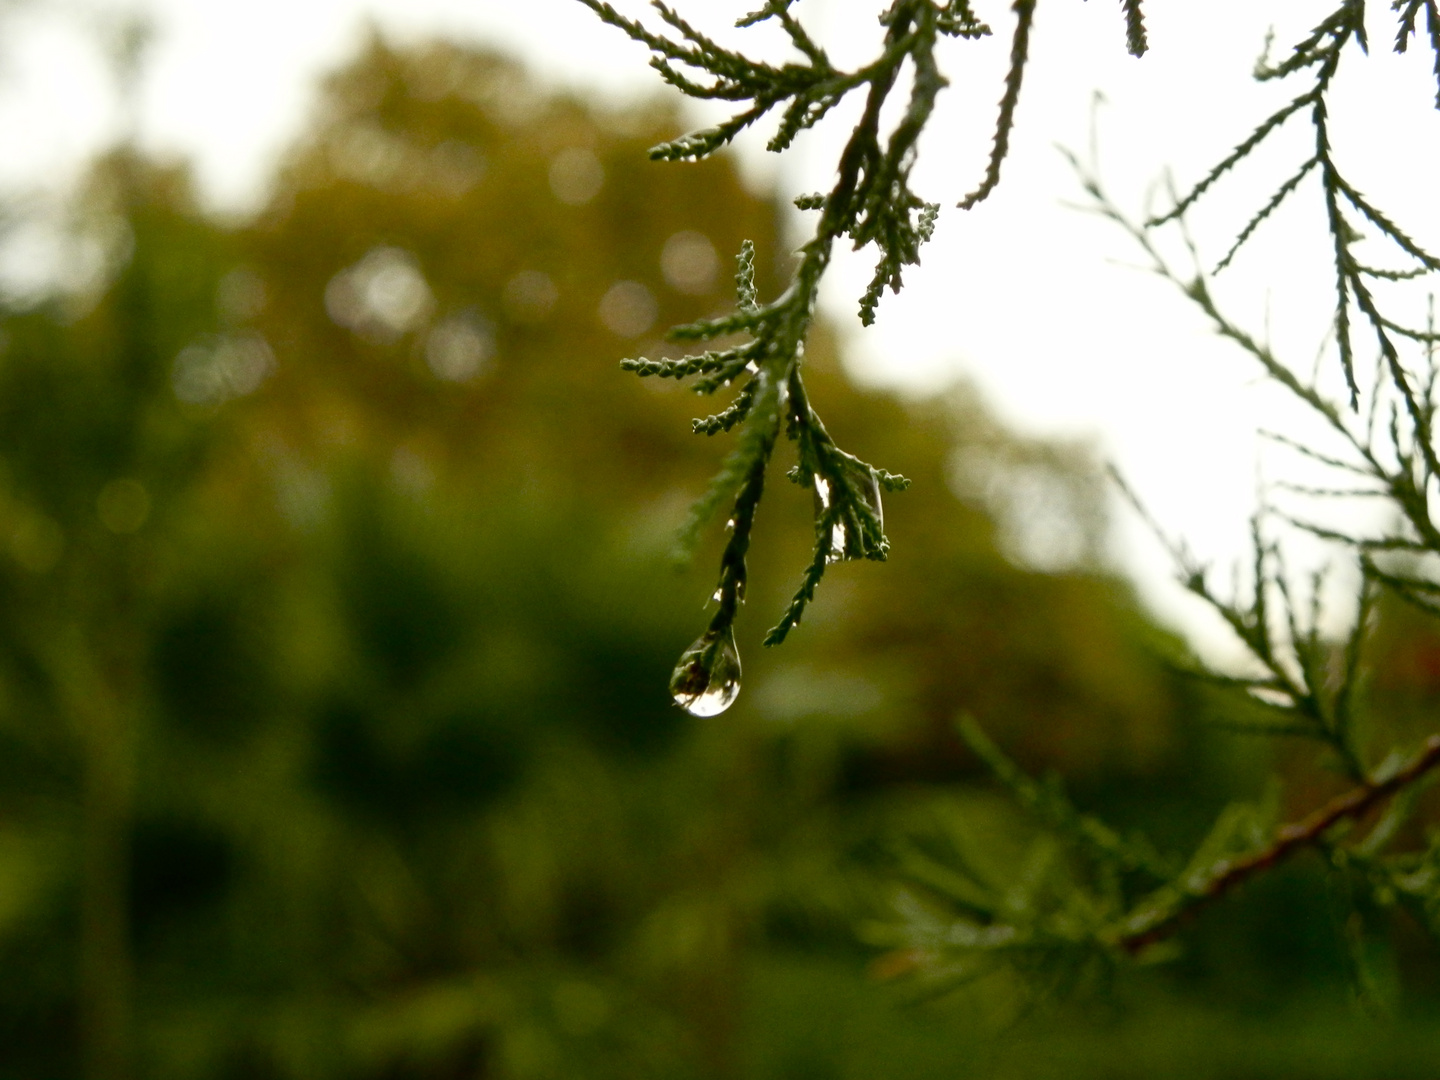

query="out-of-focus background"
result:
[3,4,1440,1079]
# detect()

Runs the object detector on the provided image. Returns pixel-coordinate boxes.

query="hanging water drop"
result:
[811,470,883,562]
[669,625,742,716]
[812,476,845,563]
[713,577,745,604]
[812,476,829,509]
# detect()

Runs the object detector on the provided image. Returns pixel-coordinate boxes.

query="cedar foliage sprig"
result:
[579,0,1148,690]
[589,0,1440,1007]
[874,5,1440,996]
[1394,0,1440,106]
[1149,1,1440,404]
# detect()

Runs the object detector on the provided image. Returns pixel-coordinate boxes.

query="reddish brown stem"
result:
[1121,734,1440,954]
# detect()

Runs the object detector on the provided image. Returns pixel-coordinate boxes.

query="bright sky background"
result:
[4,0,1440,656]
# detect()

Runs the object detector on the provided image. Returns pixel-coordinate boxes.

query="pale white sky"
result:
[5,0,1439,654]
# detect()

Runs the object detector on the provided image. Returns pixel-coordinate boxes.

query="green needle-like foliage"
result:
[586,0,1440,1008]
[863,2,1440,1001]
[578,0,1149,695]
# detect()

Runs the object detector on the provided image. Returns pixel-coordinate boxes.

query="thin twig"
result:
[1117,734,1440,953]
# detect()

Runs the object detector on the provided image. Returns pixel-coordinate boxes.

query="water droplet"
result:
[812,471,883,562]
[711,578,745,604]
[744,359,760,375]
[812,477,843,562]
[669,625,742,716]
[661,231,719,294]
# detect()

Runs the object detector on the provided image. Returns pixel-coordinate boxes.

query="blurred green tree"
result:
[1,22,1439,1080]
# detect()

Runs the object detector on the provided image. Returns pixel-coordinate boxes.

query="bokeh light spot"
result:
[325,247,434,339]
[502,270,557,322]
[173,333,276,405]
[10,512,62,573]
[548,147,604,205]
[425,312,493,382]
[390,447,435,494]
[216,267,267,325]
[660,231,718,295]
[429,139,485,196]
[598,280,656,337]
[97,478,151,534]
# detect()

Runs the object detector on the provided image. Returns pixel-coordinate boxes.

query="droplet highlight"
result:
[710,578,745,604]
[812,471,883,563]
[812,476,845,563]
[669,625,742,717]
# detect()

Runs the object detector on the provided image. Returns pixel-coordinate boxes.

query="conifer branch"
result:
[1036,28,1440,976]
[1212,155,1318,273]
[685,0,1440,999]
[1393,0,1440,108]
[581,0,1168,700]
[1119,0,1148,58]
[958,0,1034,211]
[959,716,1173,880]
[1147,92,1316,227]
[585,0,1440,1005]
[1115,735,1440,954]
